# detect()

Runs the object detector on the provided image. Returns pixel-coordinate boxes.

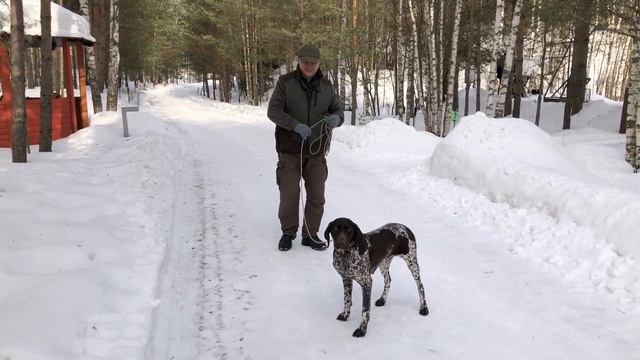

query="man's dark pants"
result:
[276,152,327,237]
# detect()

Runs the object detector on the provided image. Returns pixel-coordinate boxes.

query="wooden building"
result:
[0,0,96,147]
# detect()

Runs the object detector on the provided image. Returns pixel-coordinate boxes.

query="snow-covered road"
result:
[146,85,639,360]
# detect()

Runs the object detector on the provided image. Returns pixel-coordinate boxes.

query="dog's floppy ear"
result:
[350,221,367,255]
[324,220,334,244]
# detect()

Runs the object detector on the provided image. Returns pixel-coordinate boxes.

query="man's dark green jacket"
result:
[267,67,344,155]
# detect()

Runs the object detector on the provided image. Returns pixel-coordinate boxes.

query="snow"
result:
[1,83,639,359]
[0,0,95,44]
[431,112,640,263]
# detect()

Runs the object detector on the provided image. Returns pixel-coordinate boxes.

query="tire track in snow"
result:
[148,93,252,359]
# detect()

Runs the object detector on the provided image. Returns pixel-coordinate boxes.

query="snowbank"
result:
[430,112,640,261]
[333,117,439,157]
[0,109,184,359]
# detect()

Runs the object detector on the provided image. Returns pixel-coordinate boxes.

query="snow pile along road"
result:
[0,111,185,359]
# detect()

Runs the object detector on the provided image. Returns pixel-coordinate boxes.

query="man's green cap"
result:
[296,43,320,59]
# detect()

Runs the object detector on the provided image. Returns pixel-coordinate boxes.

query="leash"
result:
[299,119,332,249]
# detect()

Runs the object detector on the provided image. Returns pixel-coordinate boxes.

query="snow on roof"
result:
[0,0,96,44]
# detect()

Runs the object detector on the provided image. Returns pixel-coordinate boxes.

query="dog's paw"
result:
[352,328,367,337]
[336,313,349,321]
[374,298,386,306]
[420,306,429,316]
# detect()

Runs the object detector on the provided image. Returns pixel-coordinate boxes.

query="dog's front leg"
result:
[352,275,372,337]
[337,277,353,321]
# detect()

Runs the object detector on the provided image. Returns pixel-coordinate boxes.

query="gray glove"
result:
[323,114,341,129]
[294,123,311,140]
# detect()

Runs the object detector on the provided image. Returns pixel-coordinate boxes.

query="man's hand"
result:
[294,123,312,140]
[323,114,340,129]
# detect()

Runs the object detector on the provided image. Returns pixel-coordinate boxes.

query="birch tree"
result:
[495,0,524,118]
[408,0,424,124]
[350,0,358,125]
[106,0,120,111]
[393,0,405,121]
[625,45,639,170]
[423,0,442,134]
[634,5,640,172]
[11,0,27,162]
[79,0,103,113]
[39,0,52,152]
[486,0,504,117]
[339,0,347,108]
[442,0,462,135]
[535,22,547,126]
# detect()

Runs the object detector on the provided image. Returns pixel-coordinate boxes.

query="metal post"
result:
[122,105,139,137]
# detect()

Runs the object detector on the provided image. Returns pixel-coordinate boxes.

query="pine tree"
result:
[562,0,593,129]
[39,0,53,152]
[10,0,27,162]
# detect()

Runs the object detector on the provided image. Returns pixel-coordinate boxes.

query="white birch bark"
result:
[442,0,462,135]
[408,0,424,122]
[395,0,405,120]
[340,0,347,108]
[425,0,440,134]
[485,0,504,118]
[79,0,103,112]
[627,42,640,170]
[106,0,119,111]
[495,0,523,118]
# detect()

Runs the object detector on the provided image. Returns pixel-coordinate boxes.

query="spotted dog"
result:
[324,217,429,337]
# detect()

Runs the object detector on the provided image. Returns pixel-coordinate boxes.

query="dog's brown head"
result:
[324,217,367,254]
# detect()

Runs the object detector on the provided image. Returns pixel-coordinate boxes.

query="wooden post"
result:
[76,42,89,128]
[63,40,78,133]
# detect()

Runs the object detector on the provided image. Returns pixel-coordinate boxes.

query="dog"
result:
[324,217,429,337]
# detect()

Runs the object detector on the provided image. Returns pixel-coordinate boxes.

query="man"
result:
[267,43,344,252]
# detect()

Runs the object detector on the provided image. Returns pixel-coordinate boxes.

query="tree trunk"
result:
[340,0,347,109]
[424,0,441,134]
[350,0,358,125]
[106,0,120,111]
[474,0,482,113]
[11,0,27,162]
[535,22,546,127]
[626,42,639,171]
[25,48,34,88]
[79,0,103,113]
[495,0,523,118]
[563,0,593,129]
[40,0,53,152]
[203,72,209,98]
[512,6,526,118]
[621,85,629,134]
[464,16,472,117]
[406,19,416,125]
[486,0,504,117]
[442,0,461,135]
[394,0,405,120]
[408,0,424,123]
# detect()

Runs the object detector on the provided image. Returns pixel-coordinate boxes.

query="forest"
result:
[2,0,640,170]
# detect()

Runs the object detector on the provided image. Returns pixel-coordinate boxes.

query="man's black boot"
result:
[278,234,295,251]
[301,234,328,251]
